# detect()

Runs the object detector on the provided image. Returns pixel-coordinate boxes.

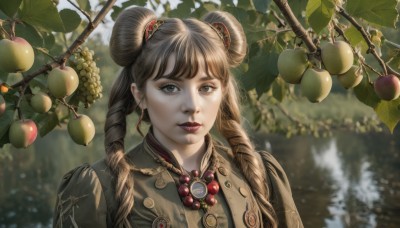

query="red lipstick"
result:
[178,122,201,133]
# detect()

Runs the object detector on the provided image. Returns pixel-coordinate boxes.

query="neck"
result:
[170,142,206,172]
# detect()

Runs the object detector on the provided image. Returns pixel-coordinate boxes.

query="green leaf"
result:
[15,22,43,47]
[240,52,279,97]
[272,76,286,102]
[0,0,22,18]
[306,0,336,34]
[168,1,195,18]
[253,0,270,13]
[344,25,368,53]
[19,0,65,32]
[374,99,400,133]
[346,0,398,28]
[76,0,91,12]
[60,9,81,33]
[238,0,253,10]
[0,109,13,142]
[36,112,59,137]
[353,77,380,108]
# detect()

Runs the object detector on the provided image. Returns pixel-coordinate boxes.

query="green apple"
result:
[0,95,5,116]
[47,66,79,98]
[321,41,354,75]
[301,68,332,103]
[9,119,38,148]
[337,65,363,89]
[31,92,52,113]
[374,74,400,101]
[0,37,35,73]
[68,114,95,146]
[277,48,308,84]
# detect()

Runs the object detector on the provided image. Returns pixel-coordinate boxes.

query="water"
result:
[0,130,399,227]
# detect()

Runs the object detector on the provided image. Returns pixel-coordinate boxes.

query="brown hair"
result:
[105,7,277,227]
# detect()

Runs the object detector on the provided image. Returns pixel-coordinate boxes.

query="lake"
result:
[0,130,399,227]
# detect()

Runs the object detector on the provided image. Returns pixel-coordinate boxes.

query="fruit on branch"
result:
[374,74,400,101]
[277,48,309,84]
[67,114,95,146]
[300,68,332,103]
[321,41,354,75]
[0,37,35,73]
[30,92,52,113]
[0,95,5,116]
[1,83,9,93]
[47,66,79,98]
[337,65,363,89]
[70,47,103,107]
[9,119,38,148]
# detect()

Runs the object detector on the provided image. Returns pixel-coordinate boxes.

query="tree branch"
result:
[272,0,317,53]
[11,0,117,89]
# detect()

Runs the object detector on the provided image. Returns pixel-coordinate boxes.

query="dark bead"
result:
[203,170,214,183]
[191,200,201,210]
[205,194,216,206]
[179,175,190,184]
[191,170,199,177]
[207,180,219,195]
[178,185,189,197]
[183,195,194,207]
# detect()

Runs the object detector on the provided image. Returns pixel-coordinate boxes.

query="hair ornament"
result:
[209,22,231,49]
[144,19,164,41]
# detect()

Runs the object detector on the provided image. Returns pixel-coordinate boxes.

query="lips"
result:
[178,122,202,133]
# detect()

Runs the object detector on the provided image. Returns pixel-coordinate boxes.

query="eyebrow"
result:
[157,75,216,81]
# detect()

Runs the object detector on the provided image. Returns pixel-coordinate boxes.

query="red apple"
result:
[0,37,35,72]
[374,74,400,101]
[67,114,95,146]
[9,119,38,148]
[321,41,354,75]
[47,66,79,98]
[0,95,5,116]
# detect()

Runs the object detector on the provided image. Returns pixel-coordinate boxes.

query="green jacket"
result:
[53,139,303,228]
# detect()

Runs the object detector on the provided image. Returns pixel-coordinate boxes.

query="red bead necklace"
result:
[153,148,220,210]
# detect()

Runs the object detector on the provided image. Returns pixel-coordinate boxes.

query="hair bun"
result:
[109,7,157,66]
[203,11,247,67]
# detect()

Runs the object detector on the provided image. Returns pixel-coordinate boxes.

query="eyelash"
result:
[159,83,218,94]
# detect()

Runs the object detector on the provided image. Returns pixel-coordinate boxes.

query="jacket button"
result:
[143,197,155,209]
[155,175,167,189]
[152,216,170,228]
[218,167,228,176]
[224,181,232,188]
[239,187,248,197]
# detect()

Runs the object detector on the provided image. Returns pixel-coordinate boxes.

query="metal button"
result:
[202,212,218,228]
[244,209,258,228]
[224,181,232,188]
[218,167,228,176]
[152,217,170,228]
[239,187,248,197]
[143,197,155,209]
[155,174,167,189]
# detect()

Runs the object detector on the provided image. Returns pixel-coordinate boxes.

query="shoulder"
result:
[53,163,108,228]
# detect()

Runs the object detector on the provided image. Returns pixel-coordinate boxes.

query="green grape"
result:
[70,47,103,108]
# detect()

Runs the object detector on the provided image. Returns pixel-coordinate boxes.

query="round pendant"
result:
[202,212,218,228]
[190,180,208,199]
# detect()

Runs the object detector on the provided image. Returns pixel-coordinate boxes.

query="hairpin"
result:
[144,19,164,41]
[209,22,231,49]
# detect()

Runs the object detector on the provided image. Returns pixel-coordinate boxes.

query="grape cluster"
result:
[70,47,103,108]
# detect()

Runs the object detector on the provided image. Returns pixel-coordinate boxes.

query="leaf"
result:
[345,0,398,28]
[344,25,368,53]
[168,1,195,18]
[36,112,59,137]
[253,0,270,13]
[306,0,336,34]
[238,0,253,10]
[60,9,82,33]
[19,0,65,32]
[0,109,13,142]
[15,22,44,47]
[76,0,91,12]
[0,0,22,18]
[374,99,400,133]
[353,77,380,108]
[240,52,279,97]
[272,76,286,102]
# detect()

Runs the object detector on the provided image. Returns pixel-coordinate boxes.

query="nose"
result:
[182,88,200,114]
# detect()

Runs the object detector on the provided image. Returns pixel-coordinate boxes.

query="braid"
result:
[216,79,278,228]
[104,68,136,227]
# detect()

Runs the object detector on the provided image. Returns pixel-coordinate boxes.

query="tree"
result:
[0,0,399,149]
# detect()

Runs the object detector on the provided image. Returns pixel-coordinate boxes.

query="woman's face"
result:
[132,57,223,151]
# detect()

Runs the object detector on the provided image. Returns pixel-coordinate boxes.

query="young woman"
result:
[53,7,303,228]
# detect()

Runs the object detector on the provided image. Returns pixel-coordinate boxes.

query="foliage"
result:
[0,0,399,149]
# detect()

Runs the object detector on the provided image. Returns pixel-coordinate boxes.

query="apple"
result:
[47,66,79,98]
[31,92,52,113]
[9,119,38,148]
[374,74,400,101]
[0,37,35,73]
[0,83,9,93]
[337,65,363,89]
[68,114,95,146]
[0,95,5,116]
[277,48,308,84]
[301,68,332,103]
[321,41,354,75]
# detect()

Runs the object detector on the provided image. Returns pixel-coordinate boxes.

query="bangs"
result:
[150,22,229,84]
